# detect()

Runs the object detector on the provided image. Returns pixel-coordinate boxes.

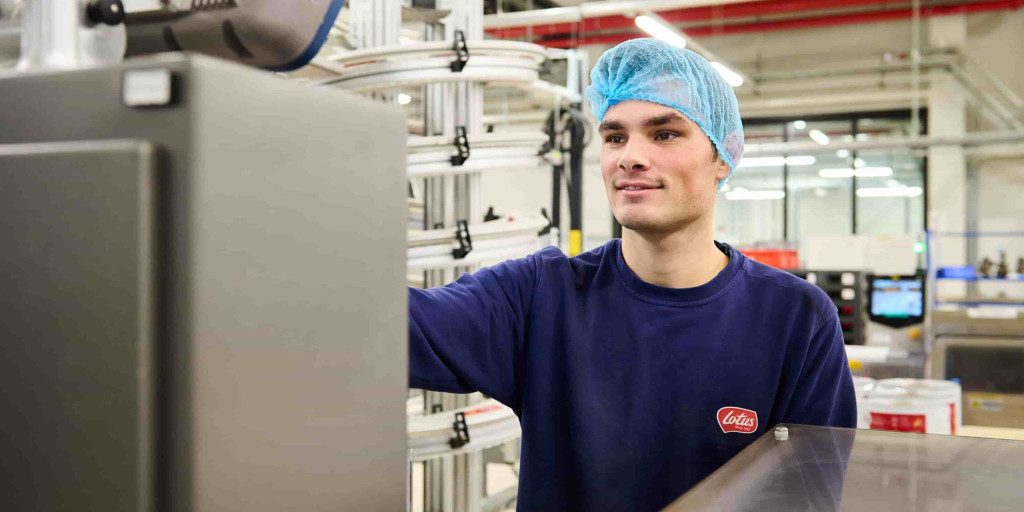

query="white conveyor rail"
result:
[312,40,547,91]
[407,213,549,271]
[407,132,548,178]
[407,398,522,462]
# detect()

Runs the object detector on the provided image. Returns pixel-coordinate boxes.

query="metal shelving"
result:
[926,230,1024,309]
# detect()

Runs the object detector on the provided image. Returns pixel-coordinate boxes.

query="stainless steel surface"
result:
[664,424,1024,512]
[0,54,408,511]
[932,336,1024,428]
[931,308,1024,428]
[931,309,1024,337]
[0,140,156,512]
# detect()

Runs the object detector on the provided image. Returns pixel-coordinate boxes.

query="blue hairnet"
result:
[585,38,744,184]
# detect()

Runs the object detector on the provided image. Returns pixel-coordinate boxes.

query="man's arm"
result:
[409,250,546,410]
[781,313,857,428]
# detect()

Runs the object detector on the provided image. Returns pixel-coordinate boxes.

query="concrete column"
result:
[927,14,968,298]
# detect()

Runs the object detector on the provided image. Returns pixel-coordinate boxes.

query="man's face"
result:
[599,100,731,235]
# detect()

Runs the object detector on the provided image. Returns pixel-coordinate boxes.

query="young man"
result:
[408,38,856,511]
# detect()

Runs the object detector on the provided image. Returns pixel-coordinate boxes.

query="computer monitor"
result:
[868,274,925,328]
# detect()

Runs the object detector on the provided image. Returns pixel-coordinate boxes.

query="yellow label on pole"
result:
[569,229,582,256]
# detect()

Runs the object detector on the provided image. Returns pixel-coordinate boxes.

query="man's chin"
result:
[614,214,671,234]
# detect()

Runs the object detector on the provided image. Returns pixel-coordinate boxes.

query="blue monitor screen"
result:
[871,279,923,318]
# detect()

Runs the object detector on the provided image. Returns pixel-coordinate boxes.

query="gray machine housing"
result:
[0,54,407,511]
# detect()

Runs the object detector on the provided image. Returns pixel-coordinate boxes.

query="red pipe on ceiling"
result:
[486,0,907,40]
[530,0,1024,48]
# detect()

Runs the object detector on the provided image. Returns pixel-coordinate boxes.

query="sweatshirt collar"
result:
[611,238,743,304]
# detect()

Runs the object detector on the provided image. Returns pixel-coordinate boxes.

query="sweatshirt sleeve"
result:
[408,250,545,409]
[781,312,858,428]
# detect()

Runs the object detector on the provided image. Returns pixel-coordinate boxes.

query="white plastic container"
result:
[852,376,875,399]
[851,377,875,429]
[862,379,962,435]
[858,397,954,435]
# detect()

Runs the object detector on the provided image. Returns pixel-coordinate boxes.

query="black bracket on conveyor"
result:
[451,126,470,166]
[451,30,470,72]
[449,412,470,449]
[539,208,552,236]
[539,58,553,75]
[483,206,500,222]
[453,220,473,259]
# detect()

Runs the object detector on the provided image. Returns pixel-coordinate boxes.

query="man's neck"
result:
[620,221,729,289]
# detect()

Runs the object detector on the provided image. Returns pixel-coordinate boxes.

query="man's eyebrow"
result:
[598,120,624,132]
[643,113,690,128]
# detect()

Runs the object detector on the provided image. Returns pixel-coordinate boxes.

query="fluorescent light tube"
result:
[819,167,893,178]
[709,61,744,87]
[785,156,816,166]
[739,156,815,168]
[738,157,785,168]
[808,129,830,145]
[725,190,786,200]
[819,168,855,178]
[854,166,893,177]
[856,186,923,198]
[635,16,687,48]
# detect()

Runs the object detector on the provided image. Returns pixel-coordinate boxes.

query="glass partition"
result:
[663,424,1024,512]
[727,111,926,248]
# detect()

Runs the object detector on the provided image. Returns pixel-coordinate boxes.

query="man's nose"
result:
[618,139,650,172]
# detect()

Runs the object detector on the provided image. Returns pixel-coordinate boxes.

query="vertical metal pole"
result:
[551,110,563,246]
[922,155,929,232]
[423,3,487,511]
[851,118,859,235]
[782,123,789,241]
[911,0,922,138]
[964,157,979,298]
[420,14,447,512]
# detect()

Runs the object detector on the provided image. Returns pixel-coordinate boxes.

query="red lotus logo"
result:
[717,407,758,434]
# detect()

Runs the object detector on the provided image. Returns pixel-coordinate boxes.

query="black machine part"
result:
[124,0,344,71]
[86,0,126,26]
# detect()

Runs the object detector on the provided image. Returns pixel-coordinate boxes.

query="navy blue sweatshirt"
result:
[409,240,856,511]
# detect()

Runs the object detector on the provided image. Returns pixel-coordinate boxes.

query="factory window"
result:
[714,123,787,245]
[716,110,926,247]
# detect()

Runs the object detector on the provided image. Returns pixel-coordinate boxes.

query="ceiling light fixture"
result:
[856,186,923,198]
[709,62,744,87]
[819,167,894,178]
[738,156,816,168]
[808,129,830,145]
[634,15,687,48]
[725,190,786,200]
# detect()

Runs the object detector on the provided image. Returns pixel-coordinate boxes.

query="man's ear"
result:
[713,157,732,182]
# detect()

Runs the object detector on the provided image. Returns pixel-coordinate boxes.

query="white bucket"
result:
[858,397,954,435]
[851,377,875,429]
[852,377,875,400]
[863,379,962,435]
